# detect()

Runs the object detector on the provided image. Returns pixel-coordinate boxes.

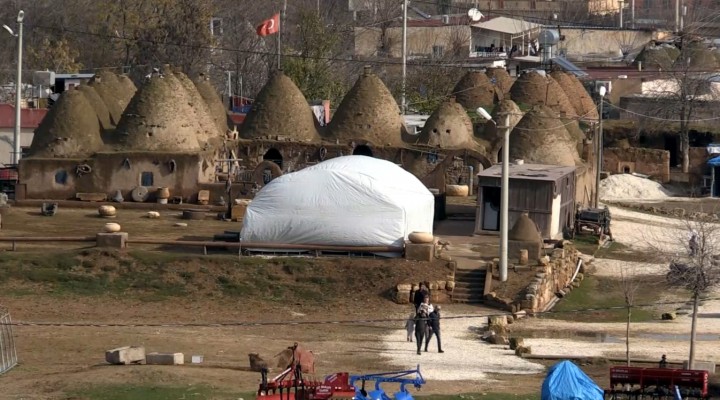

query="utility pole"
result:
[13,10,24,165]
[619,0,624,28]
[277,0,287,70]
[631,0,635,28]
[401,0,408,115]
[499,113,511,282]
[675,0,680,33]
[680,3,686,32]
[594,87,607,208]
[225,71,233,106]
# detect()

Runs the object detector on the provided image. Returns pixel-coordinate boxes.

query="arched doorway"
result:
[353,144,373,157]
[263,148,283,169]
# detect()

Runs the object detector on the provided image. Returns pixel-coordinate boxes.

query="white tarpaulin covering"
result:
[241,155,434,251]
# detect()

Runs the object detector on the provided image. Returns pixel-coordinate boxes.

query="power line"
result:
[2,296,714,328]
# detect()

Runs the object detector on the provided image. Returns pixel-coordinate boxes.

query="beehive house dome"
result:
[509,212,542,243]
[415,97,476,149]
[326,66,405,147]
[193,73,229,134]
[29,88,103,158]
[239,70,320,142]
[509,105,579,167]
[452,71,496,109]
[115,73,201,152]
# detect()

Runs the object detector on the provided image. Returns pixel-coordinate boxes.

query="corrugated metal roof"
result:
[471,17,541,35]
[551,56,589,78]
[0,104,47,129]
[478,163,576,181]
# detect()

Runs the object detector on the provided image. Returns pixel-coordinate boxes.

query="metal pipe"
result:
[619,1,624,28]
[675,0,680,32]
[500,113,511,282]
[0,236,95,242]
[401,0,408,115]
[127,239,404,252]
[631,0,635,28]
[13,11,23,165]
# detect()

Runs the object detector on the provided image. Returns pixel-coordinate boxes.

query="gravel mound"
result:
[600,174,672,201]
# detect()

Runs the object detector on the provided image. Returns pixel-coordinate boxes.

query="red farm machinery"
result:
[605,366,709,400]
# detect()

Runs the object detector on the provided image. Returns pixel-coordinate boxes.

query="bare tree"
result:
[646,216,720,369]
[639,38,720,173]
[617,263,640,366]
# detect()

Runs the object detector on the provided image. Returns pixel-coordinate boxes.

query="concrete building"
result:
[0,104,47,166]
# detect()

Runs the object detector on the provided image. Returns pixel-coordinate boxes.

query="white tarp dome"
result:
[241,155,434,251]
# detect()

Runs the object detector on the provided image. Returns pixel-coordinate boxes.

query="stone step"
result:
[454,277,486,284]
[451,286,484,294]
[451,294,485,304]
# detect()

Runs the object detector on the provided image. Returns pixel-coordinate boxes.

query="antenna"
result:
[468,8,483,22]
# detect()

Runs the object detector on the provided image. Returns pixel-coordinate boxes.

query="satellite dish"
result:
[468,8,483,22]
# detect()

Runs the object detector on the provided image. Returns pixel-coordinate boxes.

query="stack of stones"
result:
[393,278,455,304]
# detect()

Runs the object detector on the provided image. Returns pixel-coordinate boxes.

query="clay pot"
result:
[446,184,469,197]
[104,222,121,233]
[157,187,170,199]
[98,205,117,218]
[408,231,434,244]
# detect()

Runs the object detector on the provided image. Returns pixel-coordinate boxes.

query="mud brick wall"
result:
[603,147,670,183]
[688,147,711,185]
[393,280,454,305]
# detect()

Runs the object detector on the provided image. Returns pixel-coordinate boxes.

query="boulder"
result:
[445,281,455,290]
[515,345,532,356]
[105,346,145,365]
[98,205,117,218]
[408,231,434,244]
[661,312,677,320]
[446,184,469,197]
[489,334,510,345]
[104,222,121,233]
[509,337,525,350]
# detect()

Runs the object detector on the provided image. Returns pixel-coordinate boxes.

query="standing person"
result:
[405,311,416,342]
[659,354,668,368]
[689,230,699,257]
[425,305,444,353]
[413,283,429,311]
[414,303,428,355]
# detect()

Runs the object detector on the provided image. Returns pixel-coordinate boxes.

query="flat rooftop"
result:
[478,163,576,182]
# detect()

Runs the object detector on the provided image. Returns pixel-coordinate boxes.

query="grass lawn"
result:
[65,384,539,400]
[548,274,659,323]
[66,384,251,400]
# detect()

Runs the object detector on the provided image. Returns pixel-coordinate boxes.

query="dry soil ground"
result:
[1,200,720,399]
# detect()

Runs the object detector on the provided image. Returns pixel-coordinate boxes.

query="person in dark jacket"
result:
[413,283,429,311]
[424,305,443,353]
[414,304,428,355]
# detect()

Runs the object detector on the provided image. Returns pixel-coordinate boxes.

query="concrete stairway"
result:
[451,268,487,304]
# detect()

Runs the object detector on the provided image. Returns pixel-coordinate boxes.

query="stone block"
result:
[146,352,184,365]
[513,310,527,320]
[436,280,446,291]
[683,360,715,373]
[428,282,439,290]
[396,283,412,292]
[394,290,411,304]
[105,346,146,365]
[488,315,507,326]
[96,232,128,249]
[77,192,108,202]
[519,249,529,265]
[539,256,550,266]
[515,346,532,356]
[509,337,524,350]
[489,334,509,345]
[230,204,247,221]
[405,242,434,262]
[445,280,455,290]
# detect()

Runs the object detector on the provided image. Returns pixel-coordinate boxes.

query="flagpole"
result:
[277,0,287,70]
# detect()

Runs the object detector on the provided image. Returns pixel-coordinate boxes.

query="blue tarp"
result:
[541,360,604,400]
[707,155,720,166]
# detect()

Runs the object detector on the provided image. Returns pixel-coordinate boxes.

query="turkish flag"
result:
[256,13,280,36]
